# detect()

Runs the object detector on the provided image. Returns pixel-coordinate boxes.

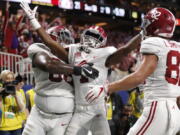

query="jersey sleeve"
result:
[27,43,50,60]
[106,46,117,54]
[68,44,79,64]
[140,37,163,57]
[103,46,117,60]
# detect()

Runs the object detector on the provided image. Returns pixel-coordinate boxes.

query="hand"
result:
[140,18,151,37]
[85,85,108,104]
[20,1,38,20]
[74,63,99,79]
[177,96,180,109]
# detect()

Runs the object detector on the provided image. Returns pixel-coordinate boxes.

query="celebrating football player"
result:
[87,7,180,135]
[20,2,142,135]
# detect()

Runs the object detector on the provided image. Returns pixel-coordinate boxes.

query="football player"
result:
[22,42,99,135]
[20,2,142,135]
[87,7,180,135]
[21,19,98,135]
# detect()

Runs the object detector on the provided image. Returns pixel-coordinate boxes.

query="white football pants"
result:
[22,106,72,135]
[128,100,180,135]
[65,102,111,135]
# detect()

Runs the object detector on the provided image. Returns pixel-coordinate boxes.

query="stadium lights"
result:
[176,19,180,26]
[132,11,138,19]
[95,22,108,26]
[84,4,98,13]
[74,1,81,10]
[112,7,125,17]
[4,0,31,3]
[100,6,111,15]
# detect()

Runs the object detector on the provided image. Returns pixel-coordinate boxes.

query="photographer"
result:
[0,70,26,135]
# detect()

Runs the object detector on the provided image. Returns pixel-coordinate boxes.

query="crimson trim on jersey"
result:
[136,101,158,135]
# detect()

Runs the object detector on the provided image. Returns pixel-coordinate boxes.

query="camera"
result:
[0,81,18,96]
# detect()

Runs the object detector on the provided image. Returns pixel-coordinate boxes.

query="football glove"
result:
[140,18,151,39]
[85,84,108,104]
[20,1,41,30]
[73,63,99,79]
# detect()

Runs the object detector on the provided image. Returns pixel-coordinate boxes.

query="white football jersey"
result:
[27,43,74,97]
[140,37,180,105]
[68,44,117,105]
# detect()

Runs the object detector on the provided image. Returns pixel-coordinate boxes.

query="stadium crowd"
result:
[0,1,180,135]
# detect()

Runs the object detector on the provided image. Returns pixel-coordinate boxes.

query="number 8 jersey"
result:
[140,37,180,105]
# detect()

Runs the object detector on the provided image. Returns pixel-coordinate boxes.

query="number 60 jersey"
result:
[27,43,74,98]
[140,37,180,105]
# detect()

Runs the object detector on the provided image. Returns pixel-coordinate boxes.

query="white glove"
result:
[20,1,41,30]
[85,85,108,104]
[140,18,151,39]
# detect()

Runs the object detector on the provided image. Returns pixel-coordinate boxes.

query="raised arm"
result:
[36,28,68,62]
[20,2,68,62]
[105,33,142,67]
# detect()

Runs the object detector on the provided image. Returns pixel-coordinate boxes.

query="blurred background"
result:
[0,1,180,134]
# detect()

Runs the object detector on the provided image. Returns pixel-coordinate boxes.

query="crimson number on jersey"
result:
[49,73,72,83]
[165,50,180,86]
[48,57,73,84]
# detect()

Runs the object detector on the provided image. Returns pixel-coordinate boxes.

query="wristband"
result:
[30,18,41,30]
[73,66,81,76]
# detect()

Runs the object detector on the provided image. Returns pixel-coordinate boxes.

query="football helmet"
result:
[141,7,176,38]
[81,26,107,48]
[47,26,74,45]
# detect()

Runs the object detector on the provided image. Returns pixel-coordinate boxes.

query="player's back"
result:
[68,44,117,105]
[27,43,74,98]
[140,37,180,105]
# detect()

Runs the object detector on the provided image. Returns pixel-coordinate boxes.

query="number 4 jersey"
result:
[140,37,180,105]
[68,44,117,105]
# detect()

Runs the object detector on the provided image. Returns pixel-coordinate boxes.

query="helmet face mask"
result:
[143,7,176,38]
[81,26,107,48]
[47,26,74,46]
[58,30,74,45]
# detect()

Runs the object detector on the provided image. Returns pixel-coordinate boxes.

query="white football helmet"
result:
[81,26,107,48]
[47,26,74,46]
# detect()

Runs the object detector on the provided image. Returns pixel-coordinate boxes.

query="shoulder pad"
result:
[140,37,164,55]
[27,43,50,59]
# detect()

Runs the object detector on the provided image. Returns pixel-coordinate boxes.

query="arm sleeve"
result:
[27,43,50,60]
[140,37,163,57]
[68,44,79,64]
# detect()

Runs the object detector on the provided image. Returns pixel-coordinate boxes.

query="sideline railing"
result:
[0,51,34,85]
